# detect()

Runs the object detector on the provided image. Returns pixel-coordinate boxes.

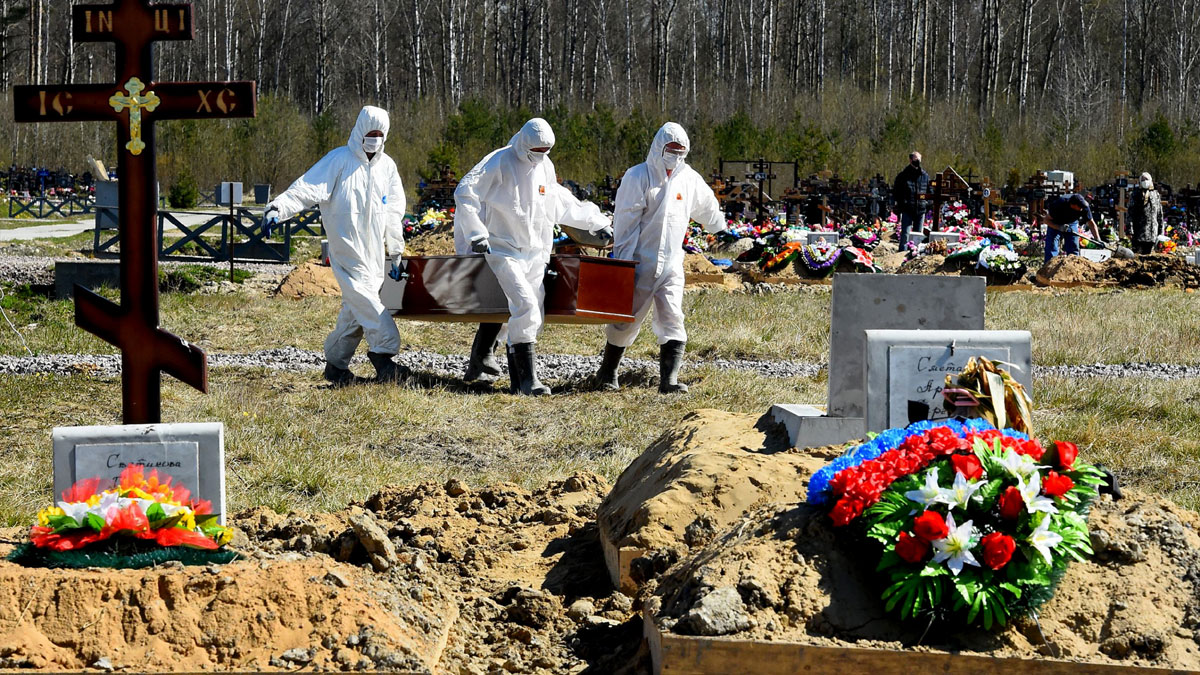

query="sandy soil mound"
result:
[1103,253,1200,288]
[683,254,720,275]
[276,261,340,299]
[1035,255,1106,285]
[640,429,1200,672]
[404,222,457,256]
[896,254,961,276]
[0,548,455,671]
[238,473,642,674]
[871,242,907,273]
[598,410,830,592]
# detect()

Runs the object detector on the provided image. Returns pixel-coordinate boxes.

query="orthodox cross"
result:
[746,159,776,224]
[13,0,256,424]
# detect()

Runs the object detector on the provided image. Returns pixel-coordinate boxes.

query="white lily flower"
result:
[904,467,944,508]
[1016,473,1059,515]
[1028,515,1063,564]
[936,471,984,511]
[89,491,123,522]
[997,449,1041,480]
[931,513,980,576]
[159,502,188,518]
[57,500,91,525]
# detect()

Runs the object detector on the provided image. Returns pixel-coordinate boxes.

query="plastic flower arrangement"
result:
[799,240,840,275]
[29,465,232,553]
[840,246,878,272]
[848,223,881,250]
[1156,236,1177,254]
[977,245,1023,274]
[760,241,803,273]
[807,420,1105,629]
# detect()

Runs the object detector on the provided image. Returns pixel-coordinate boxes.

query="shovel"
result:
[1075,232,1135,260]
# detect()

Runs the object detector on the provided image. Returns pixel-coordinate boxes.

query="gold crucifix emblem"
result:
[109,77,160,155]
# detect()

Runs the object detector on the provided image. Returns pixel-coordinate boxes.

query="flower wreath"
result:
[808,420,1105,629]
[800,241,840,274]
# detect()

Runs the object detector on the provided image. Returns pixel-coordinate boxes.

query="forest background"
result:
[3,0,1200,198]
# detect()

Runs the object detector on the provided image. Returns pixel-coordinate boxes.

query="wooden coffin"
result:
[382,254,637,324]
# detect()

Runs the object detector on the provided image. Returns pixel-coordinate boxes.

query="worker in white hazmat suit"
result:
[454,118,612,395]
[265,106,408,385]
[595,122,725,393]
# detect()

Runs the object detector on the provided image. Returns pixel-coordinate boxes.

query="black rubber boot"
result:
[658,340,689,393]
[594,342,626,391]
[506,345,520,394]
[368,352,411,383]
[464,323,503,382]
[323,363,355,387]
[511,342,551,396]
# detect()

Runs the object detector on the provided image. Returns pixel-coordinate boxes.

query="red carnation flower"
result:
[997,486,1024,520]
[1042,471,1075,499]
[926,427,967,455]
[895,531,929,564]
[1016,439,1046,461]
[980,532,1016,570]
[829,497,866,527]
[912,510,949,542]
[1053,441,1079,471]
[950,453,984,480]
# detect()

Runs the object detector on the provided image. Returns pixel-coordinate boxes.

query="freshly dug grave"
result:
[638,419,1200,672]
[896,253,964,276]
[0,523,456,672]
[275,260,340,299]
[869,242,907,273]
[1103,253,1200,288]
[1036,255,1106,285]
[598,410,832,592]
[0,474,642,673]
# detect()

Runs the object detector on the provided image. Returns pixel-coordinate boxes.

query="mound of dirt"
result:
[1103,253,1200,289]
[870,242,907,273]
[598,410,830,593]
[896,254,961,276]
[404,222,457,256]
[0,550,455,671]
[683,254,720,275]
[276,261,340,299]
[1036,255,1106,285]
[638,412,1200,670]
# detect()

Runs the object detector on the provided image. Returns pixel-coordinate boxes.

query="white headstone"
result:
[1193,250,1199,266]
[1079,249,1111,263]
[807,231,839,246]
[52,423,226,524]
[928,231,960,243]
[863,329,1033,433]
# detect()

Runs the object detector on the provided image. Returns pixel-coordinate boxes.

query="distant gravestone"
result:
[927,231,960,244]
[807,231,839,246]
[770,273,986,448]
[863,329,1033,433]
[52,422,226,524]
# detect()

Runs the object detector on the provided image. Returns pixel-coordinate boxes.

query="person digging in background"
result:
[454,118,613,396]
[1128,172,1166,256]
[594,122,726,394]
[264,106,409,385]
[1040,192,1101,262]
[892,151,930,248]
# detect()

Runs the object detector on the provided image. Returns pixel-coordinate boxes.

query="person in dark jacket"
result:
[1128,172,1165,255]
[1041,193,1100,262]
[892,151,930,248]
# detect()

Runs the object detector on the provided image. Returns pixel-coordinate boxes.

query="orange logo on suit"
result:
[676,193,683,200]
[539,185,546,195]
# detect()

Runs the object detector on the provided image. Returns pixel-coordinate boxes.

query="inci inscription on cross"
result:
[12,0,256,424]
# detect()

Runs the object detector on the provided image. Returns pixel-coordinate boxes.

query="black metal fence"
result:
[92,207,322,262]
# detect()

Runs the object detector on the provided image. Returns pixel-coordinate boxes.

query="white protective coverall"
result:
[453,118,610,345]
[269,106,406,369]
[605,123,724,348]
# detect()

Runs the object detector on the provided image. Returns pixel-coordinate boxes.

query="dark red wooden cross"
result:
[13,0,256,424]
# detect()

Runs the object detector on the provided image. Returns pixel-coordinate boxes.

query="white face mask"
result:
[525,149,548,164]
[663,152,685,171]
[1140,179,1152,190]
[363,136,384,154]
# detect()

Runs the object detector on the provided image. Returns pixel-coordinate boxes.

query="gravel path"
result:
[0,347,1197,381]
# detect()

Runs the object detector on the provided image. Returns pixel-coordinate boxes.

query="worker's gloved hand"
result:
[597,226,614,241]
[388,256,404,281]
[470,237,491,254]
[262,204,280,238]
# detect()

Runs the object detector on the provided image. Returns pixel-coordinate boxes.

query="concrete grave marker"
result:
[927,231,960,244]
[863,329,1032,433]
[771,274,985,448]
[807,231,839,246]
[53,422,226,524]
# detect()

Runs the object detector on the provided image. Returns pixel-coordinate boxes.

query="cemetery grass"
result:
[0,368,820,527]
[2,370,1199,527]
[3,283,1200,366]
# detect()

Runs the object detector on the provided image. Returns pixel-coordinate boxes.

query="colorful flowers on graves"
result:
[799,240,840,275]
[807,419,1105,629]
[847,221,881,249]
[977,245,1023,274]
[1156,236,1178,254]
[30,465,233,553]
[760,241,804,273]
[840,246,878,272]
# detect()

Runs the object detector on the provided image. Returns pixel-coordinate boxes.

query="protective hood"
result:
[348,106,390,161]
[646,122,690,182]
[508,118,556,164]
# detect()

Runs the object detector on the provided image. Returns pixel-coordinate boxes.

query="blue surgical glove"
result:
[388,258,403,281]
